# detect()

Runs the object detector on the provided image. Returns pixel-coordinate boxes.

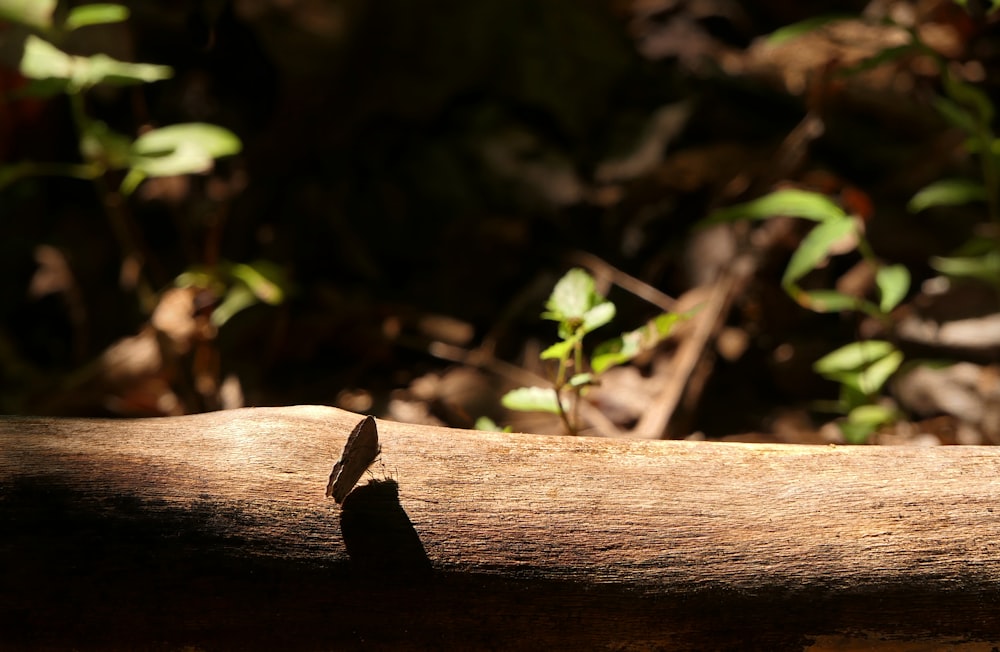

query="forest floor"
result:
[2,0,999,446]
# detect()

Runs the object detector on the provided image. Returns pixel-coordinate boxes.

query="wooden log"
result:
[2,405,999,650]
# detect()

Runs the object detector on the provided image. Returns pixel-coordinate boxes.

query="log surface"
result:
[2,405,999,650]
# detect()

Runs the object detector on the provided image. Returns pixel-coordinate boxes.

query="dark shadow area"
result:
[3,476,1000,650]
[340,478,433,577]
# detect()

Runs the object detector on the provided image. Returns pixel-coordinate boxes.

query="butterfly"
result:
[326,415,381,504]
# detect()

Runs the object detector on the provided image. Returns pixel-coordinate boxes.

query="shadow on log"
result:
[2,405,999,650]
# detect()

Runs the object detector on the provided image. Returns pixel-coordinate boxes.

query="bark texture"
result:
[2,405,999,650]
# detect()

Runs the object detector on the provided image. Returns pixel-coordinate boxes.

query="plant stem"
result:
[68,92,157,312]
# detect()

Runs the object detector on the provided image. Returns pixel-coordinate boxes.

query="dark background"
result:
[1,0,996,441]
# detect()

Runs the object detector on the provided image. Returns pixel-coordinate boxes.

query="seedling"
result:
[501,268,687,435]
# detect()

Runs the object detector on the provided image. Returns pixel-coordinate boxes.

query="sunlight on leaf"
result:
[124,123,241,194]
[875,264,910,313]
[19,36,74,81]
[18,35,172,92]
[502,387,564,414]
[591,311,687,373]
[813,340,896,375]
[77,53,172,87]
[540,338,575,361]
[581,301,615,334]
[474,416,510,432]
[131,123,241,169]
[704,189,848,225]
[544,268,601,322]
[848,404,897,427]
[65,3,129,30]
[857,350,903,395]
[795,289,861,313]
[816,342,901,401]
[781,216,856,288]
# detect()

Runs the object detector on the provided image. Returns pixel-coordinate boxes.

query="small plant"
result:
[0,0,249,311]
[712,3,1000,442]
[904,38,1000,284]
[0,2,241,195]
[501,268,686,435]
[0,2,290,322]
[766,6,1000,285]
[811,340,903,443]
[705,189,909,442]
[0,1,287,410]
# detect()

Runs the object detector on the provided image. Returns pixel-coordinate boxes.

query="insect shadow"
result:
[339,478,432,578]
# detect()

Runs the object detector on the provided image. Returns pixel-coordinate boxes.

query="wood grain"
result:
[2,405,999,650]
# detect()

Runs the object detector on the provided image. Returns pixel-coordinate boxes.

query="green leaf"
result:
[581,301,615,334]
[544,268,601,322]
[211,283,258,328]
[18,35,172,91]
[838,382,869,413]
[651,311,686,336]
[818,346,903,398]
[131,123,241,170]
[847,404,897,428]
[176,268,223,294]
[856,350,903,395]
[18,36,74,82]
[795,290,862,313]
[230,261,287,305]
[474,416,510,432]
[781,216,856,288]
[838,419,876,444]
[591,311,687,373]
[0,0,56,29]
[540,338,575,361]
[875,264,910,313]
[592,333,639,373]
[501,387,564,414]
[65,3,129,30]
[908,179,988,212]
[814,340,896,375]
[931,251,1000,283]
[124,123,241,193]
[77,53,172,87]
[568,373,594,388]
[704,189,848,225]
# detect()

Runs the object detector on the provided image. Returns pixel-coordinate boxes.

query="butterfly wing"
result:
[327,415,380,503]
